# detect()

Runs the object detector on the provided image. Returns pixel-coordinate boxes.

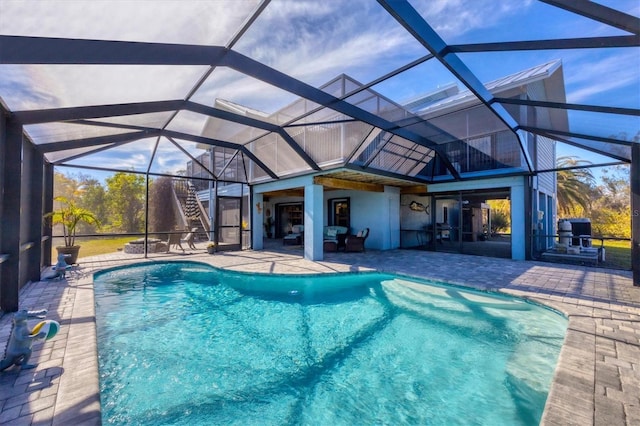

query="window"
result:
[328,198,350,228]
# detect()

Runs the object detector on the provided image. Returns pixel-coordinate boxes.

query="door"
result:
[216,196,242,251]
[275,203,303,238]
[433,195,462,253]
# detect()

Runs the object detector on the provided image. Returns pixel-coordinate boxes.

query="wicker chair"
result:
[345,228,369,252]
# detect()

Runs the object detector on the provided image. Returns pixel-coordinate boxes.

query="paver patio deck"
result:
[1,244,639,425]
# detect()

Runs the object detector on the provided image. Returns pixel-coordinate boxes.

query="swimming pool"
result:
[94,261,567,425]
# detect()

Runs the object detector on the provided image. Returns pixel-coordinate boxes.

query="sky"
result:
[0,0,638,182]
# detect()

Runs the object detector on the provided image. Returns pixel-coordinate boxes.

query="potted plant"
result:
[206,242,216,254]
[264,216,274,238]
[44,196,100,265]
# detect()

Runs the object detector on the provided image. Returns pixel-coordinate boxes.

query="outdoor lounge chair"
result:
[345,228,369,252]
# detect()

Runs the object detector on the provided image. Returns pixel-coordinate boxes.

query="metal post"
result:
[525,176,534,260]
[0,118,23,312]
[43,162,54,268]
[631,143,639,286]
[23,139,44,283]
[209,151,215,243]
[144,173,150,258]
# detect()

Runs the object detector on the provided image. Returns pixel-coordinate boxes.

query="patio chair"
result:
[283,224,304,245]
[323,226,349,252]
[345,228,369,252]
[167,232,184,252]
[181,227,198,250]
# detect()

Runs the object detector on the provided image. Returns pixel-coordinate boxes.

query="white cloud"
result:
[413,0,535,39]
[563,50,640,103]
[0,0,260,110]
[233,0,424,86]
[4,65,208,111]
[117,152,149,170]
[0,0,260,45]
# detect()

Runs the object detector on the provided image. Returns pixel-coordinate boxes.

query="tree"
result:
[105,172,146,233]
[555,156,597,217]
[148,176,176,236]
[53,172,85,201]
[598,165,630,211]
[591,208,630,239]
[591,164,631,238]
[77,177,107,231]
[487,199,510,234]
[44,196,100,247]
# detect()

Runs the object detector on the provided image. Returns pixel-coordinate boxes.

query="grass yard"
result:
[51,236,137,260]
[601,239,632,270]
[77,237,137,257]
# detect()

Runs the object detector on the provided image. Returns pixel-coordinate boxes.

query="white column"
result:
[253,193,264,250]
[304,184,324,261]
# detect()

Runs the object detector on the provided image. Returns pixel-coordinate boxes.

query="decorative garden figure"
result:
[0,309,49,371]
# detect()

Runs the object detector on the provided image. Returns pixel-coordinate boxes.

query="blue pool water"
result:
[94,261,567,425]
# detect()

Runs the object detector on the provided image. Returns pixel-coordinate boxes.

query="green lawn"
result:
[51,236,137,259]
[601,240,632,270]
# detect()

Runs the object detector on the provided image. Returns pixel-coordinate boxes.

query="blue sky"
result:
[0,0,637,181]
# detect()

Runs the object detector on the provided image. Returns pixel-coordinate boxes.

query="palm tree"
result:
[556,156,596,216]
[44,196,100,248]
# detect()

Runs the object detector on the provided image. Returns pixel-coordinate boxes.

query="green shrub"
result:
[591,208,630,239]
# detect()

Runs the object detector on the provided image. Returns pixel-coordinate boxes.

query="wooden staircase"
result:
[172,180,210,242]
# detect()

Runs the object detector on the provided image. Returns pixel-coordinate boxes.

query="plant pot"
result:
[56,245,81,265]
[206,246,216,254]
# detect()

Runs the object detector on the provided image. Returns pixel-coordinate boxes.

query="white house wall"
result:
[400,195,431,230]
[400,194,432,248]
[349,186,400,250]
[536,135,557,194]
[254,174,314,194]
[320,187,401,251]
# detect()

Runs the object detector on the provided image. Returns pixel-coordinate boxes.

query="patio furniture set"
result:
[123,228,199,254]
[284,225,369,252]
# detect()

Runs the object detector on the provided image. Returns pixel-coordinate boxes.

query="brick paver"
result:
[1,243,638,425]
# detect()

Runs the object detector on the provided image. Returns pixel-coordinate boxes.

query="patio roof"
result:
[0,0,638,184]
